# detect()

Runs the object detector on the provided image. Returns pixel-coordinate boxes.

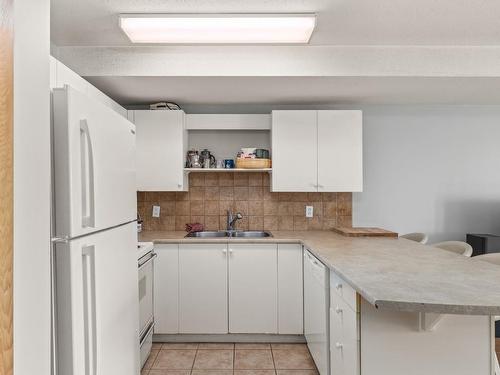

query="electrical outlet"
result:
[152,205,161,218]
[305,205,313,218]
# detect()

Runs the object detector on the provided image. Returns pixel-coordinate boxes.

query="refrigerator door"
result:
[55,222,139,375]
[52,85,136,239]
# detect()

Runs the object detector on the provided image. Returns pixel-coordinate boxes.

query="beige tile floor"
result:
[142,343,319,375]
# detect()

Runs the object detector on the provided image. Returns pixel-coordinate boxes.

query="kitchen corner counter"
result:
[139,230,500,316]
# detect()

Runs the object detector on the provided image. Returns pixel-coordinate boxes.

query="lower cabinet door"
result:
[278,244,304,334]
[228,244,278,333]
[179,244,228,333]
[154,244,179,334]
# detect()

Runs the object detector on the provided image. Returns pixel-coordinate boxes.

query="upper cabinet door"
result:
[272,110,318,192]
[134,110,187,191]
[317,111,363,192]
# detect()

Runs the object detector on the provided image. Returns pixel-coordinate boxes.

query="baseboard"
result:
[153,334,306,343]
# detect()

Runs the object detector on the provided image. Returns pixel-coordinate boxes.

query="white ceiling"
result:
[84,76,500,109]
[51,0,500,46]
[52,0,500,105]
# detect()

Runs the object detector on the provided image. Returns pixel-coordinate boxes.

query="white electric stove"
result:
[137,242,156,368]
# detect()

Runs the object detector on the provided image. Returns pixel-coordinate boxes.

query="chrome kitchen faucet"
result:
[226,209,243,232]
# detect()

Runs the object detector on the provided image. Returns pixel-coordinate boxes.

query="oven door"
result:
[138,251,156,337]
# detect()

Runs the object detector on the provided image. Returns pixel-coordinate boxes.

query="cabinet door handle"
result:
[229,248,233,254]
[335,306,343,314]
[335,342,343,349]
[336,283,343,290]
[222,248,227,254]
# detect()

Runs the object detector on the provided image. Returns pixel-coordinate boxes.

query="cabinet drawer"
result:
[330,271,358,311]
[330,293,359,375]
[330,337,360,375]
[330,293,359,342]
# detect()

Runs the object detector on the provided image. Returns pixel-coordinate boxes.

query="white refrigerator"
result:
[52,86,139,375]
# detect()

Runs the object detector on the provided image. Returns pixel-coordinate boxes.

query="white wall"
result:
[188,130,271,162]
[353,106,500,243]
[13,0,51,374]
[50,56,128,118]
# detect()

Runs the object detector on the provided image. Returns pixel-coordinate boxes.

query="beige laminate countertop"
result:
[139,230,500,316]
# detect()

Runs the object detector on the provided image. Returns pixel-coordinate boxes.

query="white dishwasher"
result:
[304,249,330,375]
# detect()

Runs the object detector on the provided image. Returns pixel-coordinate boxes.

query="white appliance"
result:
[52,85,139,375]
[304,249,330,375]
[138,242,156,368]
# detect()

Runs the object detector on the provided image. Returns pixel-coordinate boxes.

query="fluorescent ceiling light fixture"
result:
[119,14,316,44]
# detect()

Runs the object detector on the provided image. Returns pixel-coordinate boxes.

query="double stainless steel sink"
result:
[185,230,272,238]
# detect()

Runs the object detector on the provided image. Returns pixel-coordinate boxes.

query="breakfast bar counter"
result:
[139,230,500,315]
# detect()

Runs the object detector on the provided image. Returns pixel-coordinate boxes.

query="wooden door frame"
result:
[0,0,13,374]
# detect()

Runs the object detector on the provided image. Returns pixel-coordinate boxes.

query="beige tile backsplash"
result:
[138,172,352,232]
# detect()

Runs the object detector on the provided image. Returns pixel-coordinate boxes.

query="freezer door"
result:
[53,85,136,238]
[55,223,139,375]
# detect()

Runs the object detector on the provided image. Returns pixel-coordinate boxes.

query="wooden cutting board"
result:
[332,227,398,238]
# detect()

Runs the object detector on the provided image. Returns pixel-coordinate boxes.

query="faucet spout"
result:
[227,210,243,231]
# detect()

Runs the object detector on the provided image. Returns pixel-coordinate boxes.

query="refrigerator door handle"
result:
[82,245,97,375]
[80,119,95,229]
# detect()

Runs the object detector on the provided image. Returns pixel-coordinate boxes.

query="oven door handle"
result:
[138,252,157,270]
[139,321,155,348]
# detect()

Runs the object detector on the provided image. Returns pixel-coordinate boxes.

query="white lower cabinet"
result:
[154,244,179,334]
[278,244,304,334]
[154,242,304,336]
[329,272,360,375]
[179,243,228,334]
[228,244,278,333]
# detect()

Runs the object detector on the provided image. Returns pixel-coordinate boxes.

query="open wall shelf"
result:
[184,168,272,173]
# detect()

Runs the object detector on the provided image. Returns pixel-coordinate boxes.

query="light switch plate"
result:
[305,206,313,218]
[152,205,160,218]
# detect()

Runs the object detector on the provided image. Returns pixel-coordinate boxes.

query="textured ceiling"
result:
[52,0,500,105]
[51,0,500,46]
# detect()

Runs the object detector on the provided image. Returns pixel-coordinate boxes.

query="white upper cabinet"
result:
[271,110,363,192]
[272,110,318,192]
[318,111,363,192]
[133,110,187,191]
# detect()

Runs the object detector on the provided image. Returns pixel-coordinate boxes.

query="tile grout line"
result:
[191,345,199,374]
[270,346,278,375]
[233,345,235,374]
